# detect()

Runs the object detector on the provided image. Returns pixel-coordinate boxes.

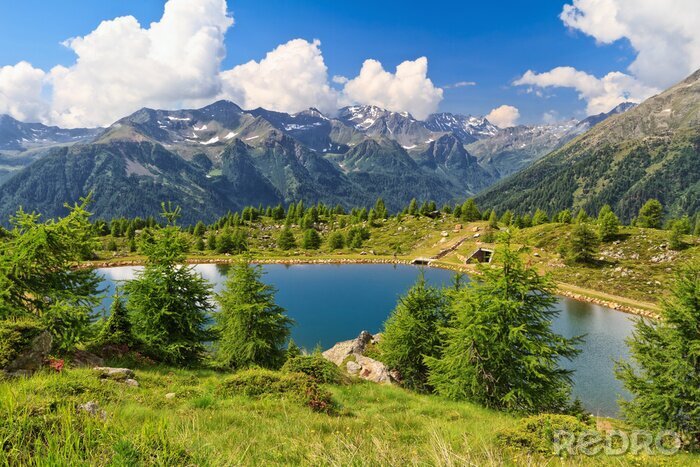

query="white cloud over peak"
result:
[220,39,339,114]
[342,57,443,120]
[49,0,233,127]
[517,0,699,115]
[515,67,658,115]
[0,62,48,122]
[485,105,520,128]
[0,0,446,127]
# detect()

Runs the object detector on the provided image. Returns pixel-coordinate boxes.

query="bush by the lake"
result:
[497,413,593,454]
[616,262,700,449]
[426,234,581,413]
[214,259,293,370]
[282,352,344,384]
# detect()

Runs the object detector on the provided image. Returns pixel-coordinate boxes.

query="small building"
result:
[412,257,432,266]
[466,247,494,264]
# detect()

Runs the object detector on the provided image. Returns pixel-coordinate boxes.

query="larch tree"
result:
[616,263,700,449]
[426,234,580,413]
[214,259,293,369]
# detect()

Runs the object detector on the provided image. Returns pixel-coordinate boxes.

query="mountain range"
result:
[476,70,700,220]
[0,86,652,224]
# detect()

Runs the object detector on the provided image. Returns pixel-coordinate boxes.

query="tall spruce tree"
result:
[616,263,700,448]
[568,222,599,263]
[278,226,296,251]
[426,235,580,413]
[124,205,214,365]
[214,259,293,369]
[378,273,449,392]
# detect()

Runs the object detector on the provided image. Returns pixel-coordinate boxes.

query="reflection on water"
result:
[96,263,636,416]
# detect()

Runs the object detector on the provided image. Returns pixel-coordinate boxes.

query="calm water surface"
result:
[96,263,635,416]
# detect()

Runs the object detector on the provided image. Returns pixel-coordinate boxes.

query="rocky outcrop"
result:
[2,330,52,375]
[323,331,395,384]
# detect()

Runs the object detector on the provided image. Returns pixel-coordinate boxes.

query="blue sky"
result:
[0,1,695,127]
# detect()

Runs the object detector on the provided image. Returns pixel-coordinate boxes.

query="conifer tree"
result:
[637,199,663,229]
[532,209,549,226]
[668,221,685,250]
[214,259,293,369]
[327,232,345,250]
[124,205,214,365]
[616,263,700,448]
[0,196,101,324]
[488,210,499,229]
[568,222,599,263]
[193,221,206,237]
[95,294,135,348]
[426,235,580,413]
[461,199,481,222]
[575,209,589,224]
[407,198,418,216]
[557,209,572,224]
[302,229,321,250]
[286,339,302,360]
[500,210,513,226]
[598,211,620,242]
[207,232,217,250]
[379,273,448,392]
[278,226,296,251]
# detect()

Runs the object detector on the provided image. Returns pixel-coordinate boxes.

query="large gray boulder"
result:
[323,331,394,384]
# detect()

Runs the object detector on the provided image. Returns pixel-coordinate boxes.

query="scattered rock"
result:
[165,392,176,400]
[78,401,107,420]
[440,231,449,237]
[533,252,540,257]
[354,355,393,384]
[93,367,135,381]
[3,331,52,373]
[473,233,480,238]
[125,378,139,387]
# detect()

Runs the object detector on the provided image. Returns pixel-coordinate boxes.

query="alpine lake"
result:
[96,263,636,416]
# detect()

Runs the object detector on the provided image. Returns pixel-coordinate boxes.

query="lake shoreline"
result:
[80,256,660,320]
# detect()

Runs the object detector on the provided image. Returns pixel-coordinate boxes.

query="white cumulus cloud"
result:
[515,67,658,115]
[342,57,443,120]
[0,0,448,127]
[486,105,520,128]
[0,62,48,122]
[561,0,700,89]
[516,0,700,116]
[220,39,339,114]
[49,0,233,127]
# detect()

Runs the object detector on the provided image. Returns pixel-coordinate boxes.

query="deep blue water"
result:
[96,263,635,416]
